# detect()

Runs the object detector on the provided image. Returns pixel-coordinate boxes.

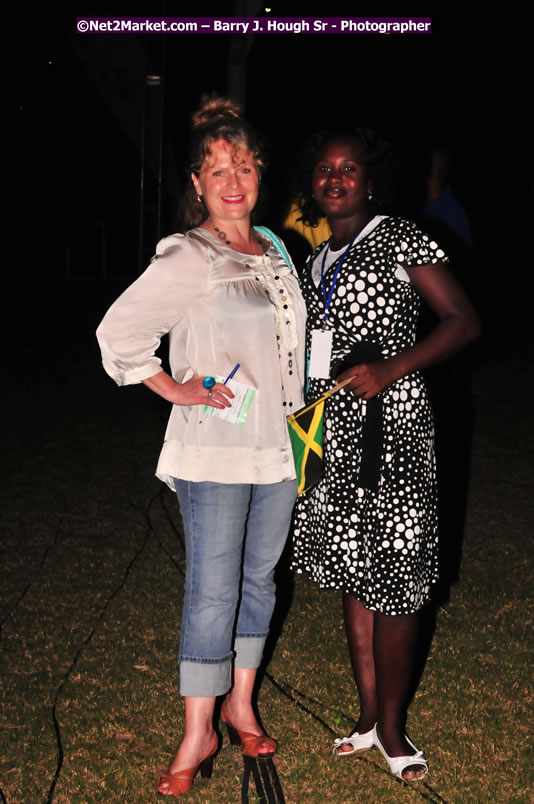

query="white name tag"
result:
[202,377,255,425]
[308,329,333,379]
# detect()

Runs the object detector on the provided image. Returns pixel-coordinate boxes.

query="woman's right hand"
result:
[174,376,234,409]
[142,371,234,408]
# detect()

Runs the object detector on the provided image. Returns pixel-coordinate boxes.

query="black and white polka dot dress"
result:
[291,216,446,615]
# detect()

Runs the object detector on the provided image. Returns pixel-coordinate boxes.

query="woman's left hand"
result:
[337,359,398,400]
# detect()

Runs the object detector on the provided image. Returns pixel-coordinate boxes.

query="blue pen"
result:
[223,363,240,384]
[199,363,239,424]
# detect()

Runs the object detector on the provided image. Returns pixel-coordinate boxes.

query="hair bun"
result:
[191,94,242,128]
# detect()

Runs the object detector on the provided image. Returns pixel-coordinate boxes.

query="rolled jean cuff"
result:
[234,635,265,669]
[179,657,232,697]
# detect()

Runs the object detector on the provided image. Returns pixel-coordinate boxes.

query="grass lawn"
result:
[1,344,532,803]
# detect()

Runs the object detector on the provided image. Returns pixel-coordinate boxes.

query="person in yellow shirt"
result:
[283,201,331,249]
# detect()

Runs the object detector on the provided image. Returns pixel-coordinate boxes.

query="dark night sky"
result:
[15,6,532,341]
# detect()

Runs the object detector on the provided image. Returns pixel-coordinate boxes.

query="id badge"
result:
[308,329,333,379]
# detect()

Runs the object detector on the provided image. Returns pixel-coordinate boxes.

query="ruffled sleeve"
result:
[393,219,448,269]
[96,233,209,386]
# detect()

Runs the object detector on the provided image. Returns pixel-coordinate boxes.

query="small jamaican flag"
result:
[287,377,353,495]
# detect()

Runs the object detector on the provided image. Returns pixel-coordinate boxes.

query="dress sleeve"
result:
[96,234,209,386]
[392,219,448,269]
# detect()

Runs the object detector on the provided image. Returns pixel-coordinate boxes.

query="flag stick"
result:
[288,376,354,420]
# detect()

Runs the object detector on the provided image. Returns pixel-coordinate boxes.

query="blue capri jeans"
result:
[174,478,297,697]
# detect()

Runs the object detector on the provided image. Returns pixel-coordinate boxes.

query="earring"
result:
[197,195,203,204]
[368,192,373,201]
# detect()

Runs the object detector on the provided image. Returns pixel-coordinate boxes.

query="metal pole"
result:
[157,38,165,242]
[101,220,107,278]
[138,68,147,274]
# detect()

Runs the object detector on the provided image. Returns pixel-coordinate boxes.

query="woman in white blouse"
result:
[97,96,306,797]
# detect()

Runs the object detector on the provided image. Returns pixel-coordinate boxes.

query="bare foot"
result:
[158,731,218,796]
[221,695,275,755]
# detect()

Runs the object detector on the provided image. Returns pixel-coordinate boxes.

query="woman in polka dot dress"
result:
[291,131,480,780]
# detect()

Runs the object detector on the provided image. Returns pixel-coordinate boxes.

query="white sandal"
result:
[333,727,375,756]
[372,725,428,780]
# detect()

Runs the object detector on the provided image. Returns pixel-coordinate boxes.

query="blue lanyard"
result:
[320,227,364,326]
[321,218,370,329]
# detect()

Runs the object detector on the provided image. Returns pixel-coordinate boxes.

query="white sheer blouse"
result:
[97,228,306,487]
